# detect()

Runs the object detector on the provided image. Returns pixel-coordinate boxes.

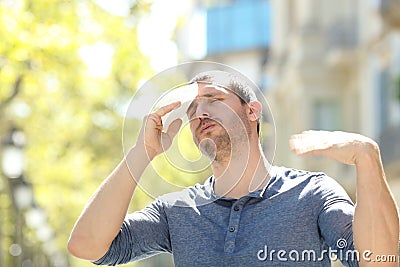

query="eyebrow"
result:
[185,92,224,116]
[200,92,223,98]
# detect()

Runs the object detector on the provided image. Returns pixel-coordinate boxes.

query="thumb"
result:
[166,118,182,139]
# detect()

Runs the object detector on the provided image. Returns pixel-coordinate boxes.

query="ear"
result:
[247,101,262,122]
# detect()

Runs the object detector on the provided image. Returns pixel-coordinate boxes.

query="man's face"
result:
[186,83,251,160]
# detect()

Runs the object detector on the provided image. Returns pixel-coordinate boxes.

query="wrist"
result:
[124,144,152,182]
[133,138,159,161]
[354,139,380,165]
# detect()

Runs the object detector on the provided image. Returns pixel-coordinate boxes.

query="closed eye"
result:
[186,96,224,118]
[186,101,197,119]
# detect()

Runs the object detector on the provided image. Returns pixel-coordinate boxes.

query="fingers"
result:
[166,118,182,139]
[290,131,329,155]
[154,101,181,117]
[290,134,310,155]
[144,101,182,129]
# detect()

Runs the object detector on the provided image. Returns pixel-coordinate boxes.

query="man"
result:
[68,70,399,266]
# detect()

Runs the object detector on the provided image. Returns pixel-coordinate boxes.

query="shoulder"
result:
[269,166,349,198]
[269,166,325,191]
[157,177,214,209]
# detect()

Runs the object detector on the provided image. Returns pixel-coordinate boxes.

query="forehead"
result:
[185,83,239,115]
[195,82,232,97]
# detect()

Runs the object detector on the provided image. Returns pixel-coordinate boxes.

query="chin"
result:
[197,138,216,159]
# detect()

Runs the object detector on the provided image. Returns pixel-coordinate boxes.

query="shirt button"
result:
[233,205,240,211]
[229,226,235,232]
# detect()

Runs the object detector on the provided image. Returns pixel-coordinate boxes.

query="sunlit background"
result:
[1,0,399,266]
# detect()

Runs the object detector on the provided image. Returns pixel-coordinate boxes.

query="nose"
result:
[195,101,210,119]
[189,101,210,133]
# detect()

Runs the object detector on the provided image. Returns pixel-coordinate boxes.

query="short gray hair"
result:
[190,70,258,104]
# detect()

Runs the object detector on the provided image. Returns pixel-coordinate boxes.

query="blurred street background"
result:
[0,0,399,266]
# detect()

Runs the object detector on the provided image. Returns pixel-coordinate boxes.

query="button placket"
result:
[224,200,245,253]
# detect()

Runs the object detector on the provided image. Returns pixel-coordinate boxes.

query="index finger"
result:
[154,101,181,117]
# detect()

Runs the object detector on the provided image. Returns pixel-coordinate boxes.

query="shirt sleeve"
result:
[314,175,359,267]
[92,199,172,266]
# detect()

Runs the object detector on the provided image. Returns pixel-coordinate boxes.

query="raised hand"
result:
[289,130,379,165]
[137,101,183,160]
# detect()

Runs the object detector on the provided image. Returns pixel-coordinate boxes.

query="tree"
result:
[0,0,156,266]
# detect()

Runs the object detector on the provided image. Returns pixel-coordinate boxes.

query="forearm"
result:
[353,144,399,266]
[68,144,150,261]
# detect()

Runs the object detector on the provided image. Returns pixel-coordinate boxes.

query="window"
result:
[206,0,271,55]
[313,99,342,130]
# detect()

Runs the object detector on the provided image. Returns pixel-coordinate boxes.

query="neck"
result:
[211,139,272,199]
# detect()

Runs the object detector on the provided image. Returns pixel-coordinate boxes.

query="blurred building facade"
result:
[267,0,400,202]
[137,0,400,266]
[177,0,400,204]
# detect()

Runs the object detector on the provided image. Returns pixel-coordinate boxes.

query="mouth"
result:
[194,119,220,139]
[200,123,216,134]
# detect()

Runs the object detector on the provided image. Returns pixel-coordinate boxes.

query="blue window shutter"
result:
[206,0,271,55]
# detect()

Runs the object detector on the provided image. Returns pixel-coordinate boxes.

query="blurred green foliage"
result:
[0,0,175,266]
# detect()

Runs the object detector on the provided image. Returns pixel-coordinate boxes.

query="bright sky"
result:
[137,0,182,71]
[78,42,114,78]
[76,0,205,121]
[92,0,204,73]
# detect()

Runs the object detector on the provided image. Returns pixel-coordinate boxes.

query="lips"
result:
[200,123,215,133]
[196,119,219,137]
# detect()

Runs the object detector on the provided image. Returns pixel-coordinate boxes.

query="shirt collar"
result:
[203,166,279,200]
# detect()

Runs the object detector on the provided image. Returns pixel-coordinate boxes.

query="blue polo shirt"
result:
[93,166,358,266]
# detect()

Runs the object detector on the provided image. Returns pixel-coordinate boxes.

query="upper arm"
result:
[92,199,171,265]
[315,176,359,267]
